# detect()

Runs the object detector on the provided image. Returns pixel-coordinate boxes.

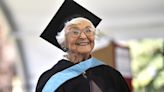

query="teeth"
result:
[76,42,89,46]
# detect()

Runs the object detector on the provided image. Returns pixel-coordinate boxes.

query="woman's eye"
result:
[85,29,92,33]
[73,31,80,35]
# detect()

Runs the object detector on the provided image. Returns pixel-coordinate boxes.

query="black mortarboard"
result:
[40,0,101,51]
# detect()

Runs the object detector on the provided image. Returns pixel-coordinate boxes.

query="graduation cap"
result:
[40,0,101,51]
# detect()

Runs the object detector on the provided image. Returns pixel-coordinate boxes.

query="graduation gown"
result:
[36,58,130,92]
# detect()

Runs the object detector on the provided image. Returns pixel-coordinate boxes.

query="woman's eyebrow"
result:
[66,24,92,30]
[66,24,78,29]
[69,26,79,30]
[85,26,92,28]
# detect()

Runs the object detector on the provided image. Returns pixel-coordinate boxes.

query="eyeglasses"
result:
[67,27,95,38]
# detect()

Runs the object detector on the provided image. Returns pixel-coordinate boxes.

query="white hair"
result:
[56,28,66,46]
[56,17,98,50]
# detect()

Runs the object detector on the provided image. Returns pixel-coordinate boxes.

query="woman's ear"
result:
[61,41,68,52]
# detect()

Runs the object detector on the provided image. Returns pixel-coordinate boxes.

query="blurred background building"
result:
[0,0,164,92]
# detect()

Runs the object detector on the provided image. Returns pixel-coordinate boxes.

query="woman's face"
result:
[65,18,95,54]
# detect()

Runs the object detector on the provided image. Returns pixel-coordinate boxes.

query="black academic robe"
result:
[36,59,130,92]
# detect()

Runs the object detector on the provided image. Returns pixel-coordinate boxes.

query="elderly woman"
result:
[36,0,130,92]
[57,17,96,63]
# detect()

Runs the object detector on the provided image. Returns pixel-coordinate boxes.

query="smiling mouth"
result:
[76,42,90,46]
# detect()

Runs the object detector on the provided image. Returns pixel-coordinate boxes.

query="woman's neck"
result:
[66,52,90,64]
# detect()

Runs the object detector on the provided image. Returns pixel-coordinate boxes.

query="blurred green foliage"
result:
[129,39,164,92]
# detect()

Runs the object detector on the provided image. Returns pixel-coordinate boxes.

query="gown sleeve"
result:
[35,60,73,92]
[114,70,131,92]
[35,70,50,92]
[35,70,66,92]
[100,65,131,92]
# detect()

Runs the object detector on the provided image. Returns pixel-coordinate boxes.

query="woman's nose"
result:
[79,32,87,38]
